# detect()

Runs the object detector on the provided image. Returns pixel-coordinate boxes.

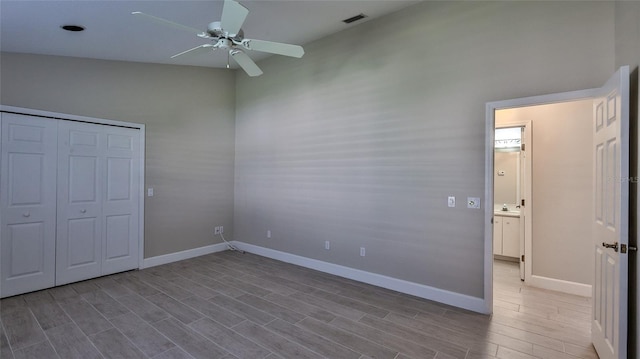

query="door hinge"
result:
[521,254,525,262]
[521,199,525,207]
[521,143,525,151]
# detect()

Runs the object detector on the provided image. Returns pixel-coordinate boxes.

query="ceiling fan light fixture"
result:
[61,25,85,32]
[342,13,367,24]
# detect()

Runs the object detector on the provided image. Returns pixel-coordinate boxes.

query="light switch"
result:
[147,188,154,197]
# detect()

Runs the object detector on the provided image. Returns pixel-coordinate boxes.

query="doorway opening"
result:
[484,67,630,359]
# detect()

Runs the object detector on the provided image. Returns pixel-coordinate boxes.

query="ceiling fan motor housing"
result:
[207,21,244,41]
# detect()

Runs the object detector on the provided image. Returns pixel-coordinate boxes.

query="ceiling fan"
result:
[132,0,304,77]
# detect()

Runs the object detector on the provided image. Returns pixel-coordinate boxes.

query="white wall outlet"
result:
[467,197,481,209]
[147,188,154,197]
[448,196,456,208]
[360,247,366,257]
[219,226,224,234]
[267,230,271,238]
[214,226,220,235]
[325,241,330,250]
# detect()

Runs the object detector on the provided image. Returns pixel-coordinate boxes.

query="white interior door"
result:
[0,113,57,297]
[592,66,629,359]
[56,121,104,285]
[102,127,139,275]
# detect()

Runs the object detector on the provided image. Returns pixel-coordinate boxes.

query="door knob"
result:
[602,241,619,252]
[23,212,30,217]
[80,209,86,213]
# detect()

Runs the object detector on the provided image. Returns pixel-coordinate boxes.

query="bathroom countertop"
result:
[494,204,521,218]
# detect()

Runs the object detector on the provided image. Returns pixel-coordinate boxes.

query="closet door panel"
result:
[102,128,139,274]
[1,113,57,297]
[56,122,103,285]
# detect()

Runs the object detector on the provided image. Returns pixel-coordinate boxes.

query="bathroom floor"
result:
[493,259,596,358]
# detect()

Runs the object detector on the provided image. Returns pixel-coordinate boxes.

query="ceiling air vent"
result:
[342,13,367,24]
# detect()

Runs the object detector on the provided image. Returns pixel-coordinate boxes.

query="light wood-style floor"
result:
[0,252,597,359]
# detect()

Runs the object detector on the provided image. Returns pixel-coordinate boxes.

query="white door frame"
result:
[0,105,146,271]
[483,88,596,313]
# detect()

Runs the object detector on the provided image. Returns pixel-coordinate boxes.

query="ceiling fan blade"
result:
[230,50,263,77]
[171,44,215,59]
[132,12,205,36]
[241,39,304,58]
[221,0,249,37]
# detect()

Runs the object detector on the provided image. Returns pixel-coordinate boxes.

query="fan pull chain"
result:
[227,51,230,69]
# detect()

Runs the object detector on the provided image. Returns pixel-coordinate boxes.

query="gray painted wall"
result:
[615,1,640,357]
[235,1,615,298]
[0,53,236,258]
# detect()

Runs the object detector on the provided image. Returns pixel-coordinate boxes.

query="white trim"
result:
[529,275,592,297]
[231,241,487,314]
[0,105,141,129]
[485,88,597,314]
[142,243,228,269]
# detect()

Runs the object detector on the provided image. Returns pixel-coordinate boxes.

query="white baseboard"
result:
[529,275,592,297]
[142,243,228,269]
[231,241,487,314]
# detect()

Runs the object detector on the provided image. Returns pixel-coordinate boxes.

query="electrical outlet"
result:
[214,226,220,235]
[147,188,154,197]
[467,197,481,209]
[360,247,366,257]
[325,241,330,250]
[219,226,224,234]
[267,230,271,238]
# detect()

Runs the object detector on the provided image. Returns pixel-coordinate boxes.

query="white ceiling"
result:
[1,0,420,69]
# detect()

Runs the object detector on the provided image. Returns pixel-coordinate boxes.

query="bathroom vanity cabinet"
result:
[493,214,520,258]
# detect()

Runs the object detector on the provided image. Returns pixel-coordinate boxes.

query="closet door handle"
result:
[23,212,30,217]
[80,209,87,213]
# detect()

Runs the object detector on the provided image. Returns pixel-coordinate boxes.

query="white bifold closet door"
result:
[0,113,58,297]
[56,121,140,285]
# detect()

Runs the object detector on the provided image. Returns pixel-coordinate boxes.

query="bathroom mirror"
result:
[494,127,522,206]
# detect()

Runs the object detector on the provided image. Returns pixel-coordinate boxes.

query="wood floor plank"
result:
[45,322,102,359]
[1,307,46,350]
[211,294,276,325]
[89,327,146,359]
[263,293,336,323]
[232,320,323,359]
[330,316,437,359]
[189,317,271,358]
[182,295,246,327]
[152,318,229,359]
[115,293,170,323]
[109,312,176,357]
[146,293,203,324]
[296,317,398,359]
[113,275,160,297]
[81,290,130,319]
[265,319,361,359]
[358,314,468,358]
[12,340,58,359]
[0,320,14,359]
[235,293,306,324]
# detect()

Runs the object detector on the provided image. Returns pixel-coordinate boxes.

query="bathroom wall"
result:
[497,99,594,286]
[494,151,519,205]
